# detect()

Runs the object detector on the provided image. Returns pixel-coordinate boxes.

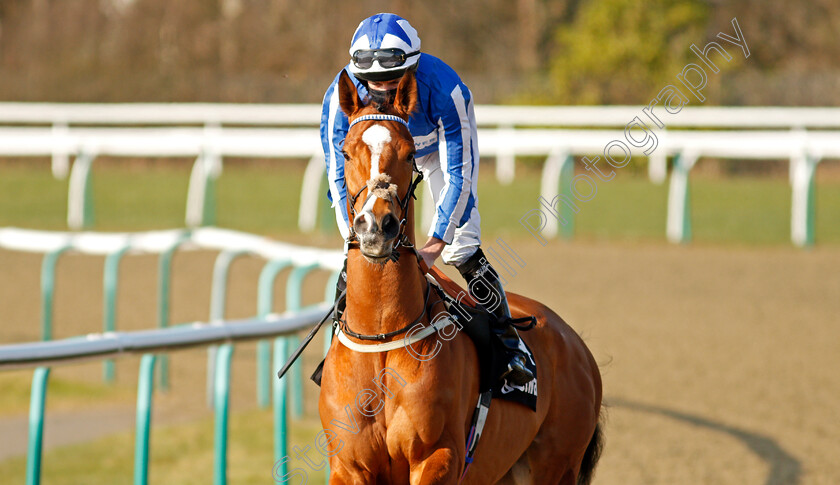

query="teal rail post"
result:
[805,157,817,247]
[666,152,697,244]
[185,151,220,228]
[214,344,234,485]
[156,233,189,391]
[539,149,574,240]
[285,263,319,418]
[272,337,289,478]
[206,250,249,407]
[558,153,575,239]
[103,244,131,383]
[25,367,50,485]
[67,150,96,230]
[134,354,157,485]
[40,245,71,341]
[791,153,819,247]
[256,259,292,409]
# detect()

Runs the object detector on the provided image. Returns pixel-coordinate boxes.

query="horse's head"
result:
[338,69,418,264]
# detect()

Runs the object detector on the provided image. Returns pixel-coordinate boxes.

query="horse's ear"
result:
[338,70,364,118]
[394,69,418,119]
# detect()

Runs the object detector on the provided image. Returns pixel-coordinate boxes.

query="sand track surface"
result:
[1,239,838,484]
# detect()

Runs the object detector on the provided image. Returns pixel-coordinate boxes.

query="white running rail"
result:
[2,103,838,246]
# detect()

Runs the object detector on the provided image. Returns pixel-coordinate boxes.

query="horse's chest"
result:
[322,360,458,475]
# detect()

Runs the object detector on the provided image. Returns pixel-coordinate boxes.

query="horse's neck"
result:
[345,253,426,335]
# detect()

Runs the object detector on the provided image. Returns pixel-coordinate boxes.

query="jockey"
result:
[319,13,533,386]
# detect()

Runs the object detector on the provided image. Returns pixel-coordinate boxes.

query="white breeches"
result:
[416,150,481,267]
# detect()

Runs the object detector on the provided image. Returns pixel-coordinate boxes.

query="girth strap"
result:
[460,391,493,483]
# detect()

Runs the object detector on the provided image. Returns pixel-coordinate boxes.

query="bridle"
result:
[345,113,425,263]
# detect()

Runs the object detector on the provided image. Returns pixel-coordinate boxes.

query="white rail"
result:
[3,103,840,128]
[0,226,344,270]
[0,305,328,370]
[1,103,837,247]
[0,103,321,126]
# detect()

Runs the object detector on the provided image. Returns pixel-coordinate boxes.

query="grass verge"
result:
[0,407,326,484]
[1,161,838,246]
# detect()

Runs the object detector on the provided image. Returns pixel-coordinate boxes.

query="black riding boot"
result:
[457,248,535,386]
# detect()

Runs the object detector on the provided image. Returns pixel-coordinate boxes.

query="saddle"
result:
[425,267,538,412]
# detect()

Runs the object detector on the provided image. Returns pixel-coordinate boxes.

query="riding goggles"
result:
[352,48,420,69]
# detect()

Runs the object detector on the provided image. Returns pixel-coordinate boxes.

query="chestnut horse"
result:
[318,70,603,484]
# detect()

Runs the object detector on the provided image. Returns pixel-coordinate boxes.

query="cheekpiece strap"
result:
[349,114,409,130]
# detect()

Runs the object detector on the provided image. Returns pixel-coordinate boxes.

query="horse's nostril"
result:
[381,214,399,237]
[354,214,370,234]
[355,213,382,235]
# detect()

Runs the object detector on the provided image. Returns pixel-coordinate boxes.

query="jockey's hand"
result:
[418,237,446,269]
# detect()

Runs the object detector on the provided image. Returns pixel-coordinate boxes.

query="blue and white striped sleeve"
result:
[429,82,476,244]
[319,76,351,240]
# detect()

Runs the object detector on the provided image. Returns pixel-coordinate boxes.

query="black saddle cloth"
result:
[449,299,538,412]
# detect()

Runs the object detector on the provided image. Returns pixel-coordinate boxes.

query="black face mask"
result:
[367,88,397,111]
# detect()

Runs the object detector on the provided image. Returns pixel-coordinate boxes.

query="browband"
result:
[349,114,409,130]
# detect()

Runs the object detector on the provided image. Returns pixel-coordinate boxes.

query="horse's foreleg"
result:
[326,458,375,485]
[494,452,535,485]
[410,446,462,485]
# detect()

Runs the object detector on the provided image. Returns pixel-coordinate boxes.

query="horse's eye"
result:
[406,153,415,163]
[342,151,350,161]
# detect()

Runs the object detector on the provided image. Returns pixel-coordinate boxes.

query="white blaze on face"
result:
[362,125,391,180]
